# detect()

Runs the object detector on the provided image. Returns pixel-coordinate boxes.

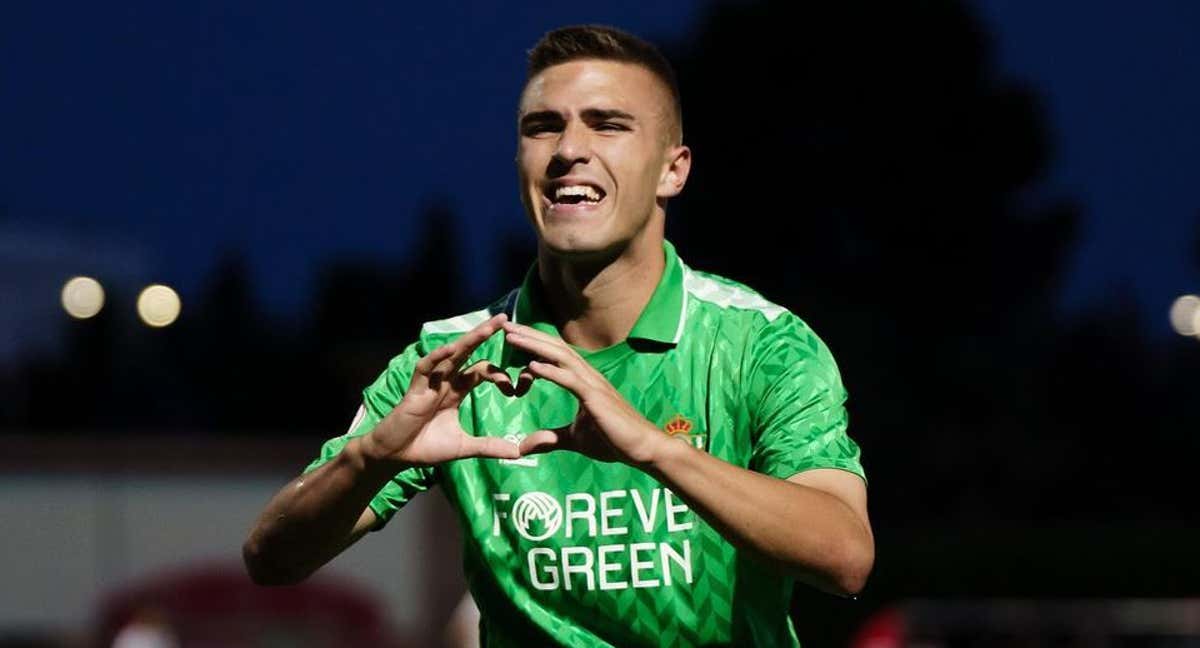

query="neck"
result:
[535,225,666,351]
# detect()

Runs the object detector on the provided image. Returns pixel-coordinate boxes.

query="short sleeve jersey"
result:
[305,239,865,647]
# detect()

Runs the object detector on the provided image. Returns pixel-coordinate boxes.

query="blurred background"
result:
[3,0,1199,646]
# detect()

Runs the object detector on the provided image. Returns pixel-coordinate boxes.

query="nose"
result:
[552,120,591,167]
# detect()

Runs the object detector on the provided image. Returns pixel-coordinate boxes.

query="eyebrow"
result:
[581,108,636,122]
[519,111,563,128]
[519,108,637,128]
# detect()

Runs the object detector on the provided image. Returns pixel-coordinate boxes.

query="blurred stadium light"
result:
[0,223,149,364]
[61,276,105,320]
[136,285,181,328]
[1169,295,1200,337]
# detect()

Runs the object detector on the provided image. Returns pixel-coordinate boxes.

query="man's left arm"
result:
[503,317,873,596]
[649,311,873,596]
[647,441,872,597]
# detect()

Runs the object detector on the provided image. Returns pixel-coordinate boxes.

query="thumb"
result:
[459,435,521,460]
[518,430,560,456]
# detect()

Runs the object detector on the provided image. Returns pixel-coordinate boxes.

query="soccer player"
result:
[243,25,873,646]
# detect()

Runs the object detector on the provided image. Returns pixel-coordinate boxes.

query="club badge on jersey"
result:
[497,415,706,469]
[663,414,706,450]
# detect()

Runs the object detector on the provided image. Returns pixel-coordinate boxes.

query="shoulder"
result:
[680,263,837,378]
[367,290,518,394]
[681,264,814,342]
[403,289,519,355]
[682,266,788,323]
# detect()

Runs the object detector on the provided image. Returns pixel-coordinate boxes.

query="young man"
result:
[243,25,873,646]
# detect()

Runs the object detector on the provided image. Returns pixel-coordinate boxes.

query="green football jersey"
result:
[305,239,865,647]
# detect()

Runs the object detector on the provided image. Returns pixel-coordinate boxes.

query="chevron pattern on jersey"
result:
[422,307,493,335]
[683,266,786,322]
[303,241,864,647]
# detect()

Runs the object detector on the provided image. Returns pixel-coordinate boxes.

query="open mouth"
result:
[543,182,607,209]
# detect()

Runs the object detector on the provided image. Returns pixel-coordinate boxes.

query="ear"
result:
[656,145,692,199]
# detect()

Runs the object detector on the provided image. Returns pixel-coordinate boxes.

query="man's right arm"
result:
[242,434,399,586]
[242,313,520,586]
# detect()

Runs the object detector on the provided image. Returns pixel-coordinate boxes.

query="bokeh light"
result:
[61,276,106,319]
[137,284,182,328]
[1168,295,1200,336]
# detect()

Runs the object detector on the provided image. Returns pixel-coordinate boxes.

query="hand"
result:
[501,321,671,466]
[361,313,532,467]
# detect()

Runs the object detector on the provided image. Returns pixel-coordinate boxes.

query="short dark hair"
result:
[526,25,683,144]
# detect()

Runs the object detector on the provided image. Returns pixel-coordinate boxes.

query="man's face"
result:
[517,59,683,259]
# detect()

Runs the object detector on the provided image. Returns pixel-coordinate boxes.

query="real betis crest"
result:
[663,414,706,450]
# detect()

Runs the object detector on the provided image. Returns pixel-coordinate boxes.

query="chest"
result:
[463,347,737,461]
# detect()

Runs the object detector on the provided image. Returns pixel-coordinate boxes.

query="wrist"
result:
[644,430,692,476]
[347,433,409,477]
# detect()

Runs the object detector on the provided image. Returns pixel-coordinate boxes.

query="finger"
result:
[410,344,458,390]
[414,343,456,376]
[459,435,521,460]
[443,313,509,372]
[504,331,579,368]
[518,430,561,456]
[456,361,515,396]
[501,320,544,337]
[501,321,573,350]
[502,322,587,364]
[512,369,535,397]
[525,359,588,395]
[491,373,515,397]
[502,321,571,347]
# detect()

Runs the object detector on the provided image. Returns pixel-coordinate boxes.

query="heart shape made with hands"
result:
[405,312,647,465]
[495,319,645,463]
[478,349,598,459]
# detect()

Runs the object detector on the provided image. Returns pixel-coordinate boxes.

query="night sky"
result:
[975,0,1200,326]
[3,1,1197,339]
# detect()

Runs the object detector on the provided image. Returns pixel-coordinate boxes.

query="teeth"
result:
[554,185,602,201]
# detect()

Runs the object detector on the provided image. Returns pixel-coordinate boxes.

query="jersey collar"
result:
[509,239,688,348]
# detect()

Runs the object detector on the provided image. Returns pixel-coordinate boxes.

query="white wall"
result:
[0,472,459,637]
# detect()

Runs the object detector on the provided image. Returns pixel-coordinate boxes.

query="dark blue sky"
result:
[1,1,708,316]
[975,1,1200,329]
[3,1,1197,335]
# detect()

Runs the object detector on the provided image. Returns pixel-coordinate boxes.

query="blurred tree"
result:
[662,2,1199,642]
[181,250,288,429]
[4,0,1195,537]
[3,5,1199,642]
[668,0,1080,523]
[305,200,464,432]
[23,288,119,428]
